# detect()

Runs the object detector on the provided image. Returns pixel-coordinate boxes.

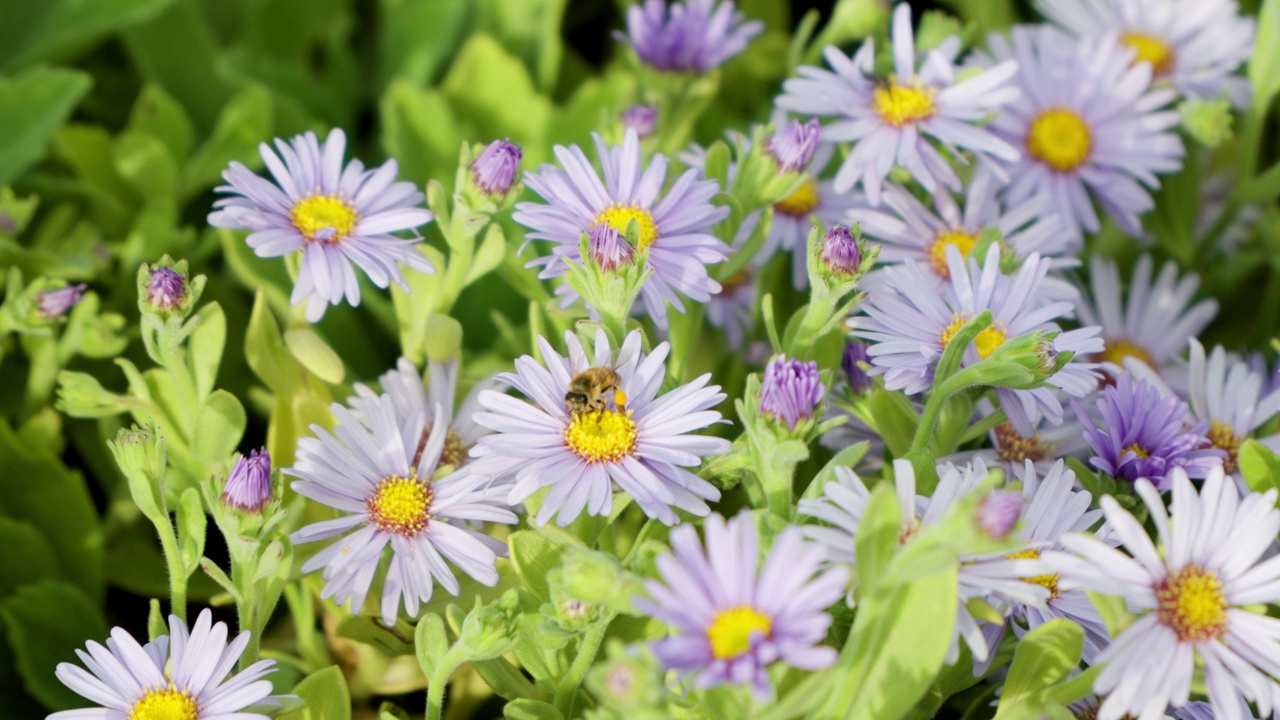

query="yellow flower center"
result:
[939,313,1008,359]
[1027,108,1092,173]
[994,422,1054,464]
[1005,548,1061,600]
[1120,31,1175,77]
[1125,443,1150,459]
[774,179,820,217]
[1097,338,1156,369]
[596,206,659,250]
[129,685,199,720]
[367,472,432,536]
[1156,564,1227,642]
[420,425,467,470]
[927,229,980,279]
[1207,420,1242,474]
[564,409,638,464]
[291,194,358,243]
[872,79,937,127]
[707,606,772,659]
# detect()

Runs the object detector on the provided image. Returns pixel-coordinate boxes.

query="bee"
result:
[565,366,629,416]
[861,68,895,93]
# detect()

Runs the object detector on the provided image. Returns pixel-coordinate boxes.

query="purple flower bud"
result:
[619,104,659,139]
[146,266,186,312]
[767,118,820,173]
[38,283,87,319]
[820,225,863,275]
[222,448,272,512]
[975,491,1022,539]
[759,355,825,430]
[841,341,874,395]
[472,138,523,195]
[588,223,636,273]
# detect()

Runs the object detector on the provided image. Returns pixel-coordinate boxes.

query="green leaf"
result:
[0,0,176,71]
[0,519,61,599]
[191,390,247,465]
[113,129,179,199]
[994,619,1083,719]
[504,698,566,720]
[380,80,461,188]
[414,613,450,676]
[855,482,901,593]
[182,84,273,197]
[376,0,470,88]
[0,581,109,711]
[1240,440,1280,497]
[126,83,194,162]
[285,328,346,385]
[439,33,551,158]
[334,614,416,658]
[0,66,92,186]
[1087,591,1133,639]
[279,665,352,720]
[509,528,582,602]
[868,388,919,458]
[176,487,206,572]
[188,302,227,400]
[246,290,301,395]
[1251,0,1280,113]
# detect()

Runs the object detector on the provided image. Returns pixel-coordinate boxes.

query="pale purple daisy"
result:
[1072,372,1223,489]
[222,447,272,512]
[1047,467,1280,720]
[618,0,763,73]
[854,244,1103,436]
[634,512,847,697]
[983,25,1184,239]
[469,330,729,526]
[776,3,1020,205]
[288,394,517,625]
[515,129,730,330]
[759,355,825,430]
[1036,0,1255,106]
[948,397,1089,477]
[209,129,434,322]
[39,283,86,319]
[51,609,288,720]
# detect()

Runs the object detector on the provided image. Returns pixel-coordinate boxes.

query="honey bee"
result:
[565,366,629,415]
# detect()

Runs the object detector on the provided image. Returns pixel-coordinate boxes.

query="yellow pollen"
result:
[994,423,1054,464]
[872,80,937,127]
[596,205,659,250]
[1120,31,1175,77]
[939,313,1008,360]
[128,685,198,720]
[367,471,432,536]
[1207,420,1242,474]
[774,179,820,217]
[1156,565,1228,642]
[1097,338,1156,369]
[1027,108,1092,173]
[1125,443,1150,460]
[420,425,467,470]
[927,229,980,279]
[707,606,772,659]
[564,409,638,464]
[291,194,358,243]
[1005,548,1062,600]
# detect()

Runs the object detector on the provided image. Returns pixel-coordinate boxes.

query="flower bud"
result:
[457,590,519,661]
[471,138,522,196]
[974,491,1022,539]
[760,355,825,430]
[841,340,874,395]
[146,267,185,312]
[819,224,864,275]
[588,223,636,273]
[619,104,658,139]
[38,283,86,319]
[767,118,820,173]
[222,448,272,513]
[108,424,167,524]
[979,330,1071,390]
[1179,96,1233,148]
[586,640,664,711]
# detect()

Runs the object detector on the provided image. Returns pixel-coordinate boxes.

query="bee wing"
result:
[614,330,643,377]
[590,327,612,368]
[566,330,591,374]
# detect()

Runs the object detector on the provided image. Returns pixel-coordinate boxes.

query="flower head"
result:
[635,512,847,697]
[777,3,1019,204]
[39,283,86,319]
[619,0,763,73]
[222,447,273,512]
[146,267,186,312]
[759,355,825,430]
[472,138,523,196]
[818,224,864,276]
[767,118,821,173]
[209,128,434,322]
[620,105,659,139]
[51,609,288,720]
[468,330,730,526]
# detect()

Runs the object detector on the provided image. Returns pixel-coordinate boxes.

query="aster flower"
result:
[705,268,755,350]
[468,330,730,526]
[1072,372,1223,490]
[854,244,1102,436]
[759,355,825,430]
[515,129,729,330]
[983,25,1184,239]
[222,447,272,512]
[51,609,287,720]
[618,0,763,73]
[634,512,848,696]
[39,283,86,319]
[209,128,434,322]
[620,104,659,139]
[1035,0,1255,106]
[952,398,1090,476]
[818,338,886,461]
[472,138,523,196]
[1076,255,1217,379]
[776,3,1020,205]
[764,175,867,288]
[1047,467,1280,720]
[288,394,517,625]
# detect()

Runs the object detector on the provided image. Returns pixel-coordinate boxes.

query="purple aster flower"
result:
[51,609,289,720]
[981,25,1184,240]
[209,128,434,322]
[515,130,729,330]
[39,283,86,319]
[222,447,272,512]
[620,104,659,139]
[1072,373,1223,489]
[587,223,636,273]
[759,355,825,430]
[288,394,517,625]
[818,224,863,275]
[767,118,821,173]
[618,0,764,73]
[841,340,874,395]
[776,3,1020,204]
[472,138,523,195]
[634,512,847,697]
[146,266,185,312]
[468,330,730,526]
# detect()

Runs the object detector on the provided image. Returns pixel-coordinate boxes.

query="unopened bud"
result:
[586,641,663,711]
[819,225,864,275]
[841,341,874,395]
[588,223,636,273]
[146,267,186,313]
[39,283,86,319]
[760,355,825,430]
[767,118,820,173]
[222,448,272,513]
[472,138,522,196]
[975,491,1021,539]
[458,590,519,661]
[619,105,658,139]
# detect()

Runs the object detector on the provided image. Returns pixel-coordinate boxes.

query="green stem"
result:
[426,647,467,720]
[554,619,612,715]
[438,213,481,314]
[154,520,187,623]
